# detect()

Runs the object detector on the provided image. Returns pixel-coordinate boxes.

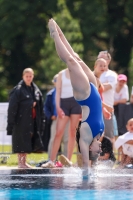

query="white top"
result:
[0,102,12,145]
[114,84,129,101]
[100,70,117,107]
[115,131,133,149]
[122,143,133,157]
[60,70,73,98]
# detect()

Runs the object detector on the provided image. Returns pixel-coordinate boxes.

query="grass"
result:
[0,145,77,166]
[0,146,119,169]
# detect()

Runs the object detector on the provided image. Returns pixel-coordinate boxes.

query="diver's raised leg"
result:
[54,20,97,87]
[48,19,90,100]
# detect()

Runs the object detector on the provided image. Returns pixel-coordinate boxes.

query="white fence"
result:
[0,103,12,145]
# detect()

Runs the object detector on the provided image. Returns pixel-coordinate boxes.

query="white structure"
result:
[0,103,12,145]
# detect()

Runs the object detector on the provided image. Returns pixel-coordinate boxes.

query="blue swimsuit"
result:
[76,83,104,138]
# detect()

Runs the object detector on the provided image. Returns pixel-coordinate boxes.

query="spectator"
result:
[42,67,81,168]
[114,74,129,162]
[93,58,113,119]
[46,69,81,163]
[98,135,116,167]
[115,118,133,168]
[7,68,44,168]
[98,51,117,144]
[44,74,69,158]
[114,74,129,107]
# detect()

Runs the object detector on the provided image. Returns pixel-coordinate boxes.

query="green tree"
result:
[39,0,83,90]
[0,0,83,100]
[66,0,107,67]
[106,0,133,74]
[66,0,133,76]
[0,0,58,100]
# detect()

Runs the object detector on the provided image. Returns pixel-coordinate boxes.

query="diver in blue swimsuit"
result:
[48,19,105,174]
[76,82,104,138]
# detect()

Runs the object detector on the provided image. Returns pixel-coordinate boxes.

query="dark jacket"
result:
[7,80,45,153]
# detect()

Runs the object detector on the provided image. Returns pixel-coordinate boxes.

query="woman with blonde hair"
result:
[7,68,44,168]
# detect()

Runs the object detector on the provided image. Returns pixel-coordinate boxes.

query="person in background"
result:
[98,51,117,144]
[115,118,133,168]
[114,74,129,162]
[98,135,116,167]
[44,74,69,159]
[42,66,81,169]
[114,74,129,106]
[93,58,113,118]
[93,58,106,98]
[7,68,44,168]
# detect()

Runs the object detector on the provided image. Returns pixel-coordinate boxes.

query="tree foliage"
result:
[0,0,58,100]
[0,0,82,100]
[66,0,133,75]
[1,0,133,100]
[39,0,83,88]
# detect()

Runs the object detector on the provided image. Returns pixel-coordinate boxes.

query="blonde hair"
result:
[107,53,111,61]
[98,51,112,63]
[95,58,106,66]
[127,118,133,125]
[52,74,58,83]
[23,68,34,75]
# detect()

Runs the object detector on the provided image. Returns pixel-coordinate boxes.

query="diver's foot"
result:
[48,19,58,38]
[54,20,62,36]
[18,163,33,169]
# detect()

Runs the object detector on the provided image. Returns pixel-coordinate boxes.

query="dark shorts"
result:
[61,97,81,116]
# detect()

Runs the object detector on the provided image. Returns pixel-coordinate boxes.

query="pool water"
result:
[0,168,133,200]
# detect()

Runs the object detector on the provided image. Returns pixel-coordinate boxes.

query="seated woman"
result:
[115,118,133,168]
[44,19,105,176]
